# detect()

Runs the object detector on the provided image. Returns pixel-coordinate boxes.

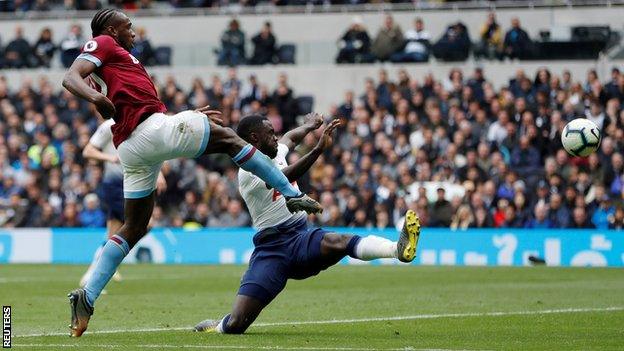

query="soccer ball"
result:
[561,118,601,157]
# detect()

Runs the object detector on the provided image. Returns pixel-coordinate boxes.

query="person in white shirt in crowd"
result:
[390,17,431,63]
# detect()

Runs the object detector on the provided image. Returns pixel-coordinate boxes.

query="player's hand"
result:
[304,112,324,130]
[93,94,115,119]
[109,154,120,164]
[195,105,224,126]
[315,119,341,151]
[156,172,167,195]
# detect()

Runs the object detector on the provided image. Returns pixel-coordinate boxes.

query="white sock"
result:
[215,317,225,333]
[354,235,397,260]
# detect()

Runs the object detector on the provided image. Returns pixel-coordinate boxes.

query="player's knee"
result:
[208,123,246,156]
[118,224,148,247]
[321,234,350,254]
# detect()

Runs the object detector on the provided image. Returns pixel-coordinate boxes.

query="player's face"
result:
[256,120,279,159]
[113,14,136,51]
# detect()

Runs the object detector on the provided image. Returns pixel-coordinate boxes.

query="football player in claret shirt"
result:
[62,8,322,337]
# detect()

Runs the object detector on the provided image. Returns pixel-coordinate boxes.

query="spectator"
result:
[33,27,56,68]
[510,135,541,176]
[131,27,155,66]
[432,22,471,61]
[272,72,298,131]
[548,192,570,228]
[592,196,615,229]
[371,14,404,62]
[476,12,503,60]
[62,201,81,227]
[213,199,250,227]
[336,16,374,64]
[60,24,85,68]
[218,19,245,66]
[502,204,524,228]
[450,204,474,230]
[27,130,59,170]
[585,99,609,131]
[3,194,28,227]
[390,17,430,63]
[250,21,277,65]
[609,206,624,229]
[524,203,553,228]
[503,17,533,59]
[605,67,621,99]
[429,188,453,227]
[4,26,34,68]
[79,193,105,227]
[569,207,595,229]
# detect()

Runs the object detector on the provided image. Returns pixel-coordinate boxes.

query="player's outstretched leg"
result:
[203,122,322,214]
[195,295,266,334]
[323,209,421,263]
[69,194,155,337]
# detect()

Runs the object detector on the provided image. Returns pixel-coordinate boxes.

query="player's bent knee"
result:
[206,123,246,156]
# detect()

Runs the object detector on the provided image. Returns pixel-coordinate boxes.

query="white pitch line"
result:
[14,306,624,338]
[12,344,484,351]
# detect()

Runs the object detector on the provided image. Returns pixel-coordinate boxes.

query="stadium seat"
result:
[277,44,296,64]
[296,96,314,115]
[154,46,172,66]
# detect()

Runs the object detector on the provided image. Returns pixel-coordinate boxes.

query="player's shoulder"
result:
[83,35,117,52]
[277,143,289,155]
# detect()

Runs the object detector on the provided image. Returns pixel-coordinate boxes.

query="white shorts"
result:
[117,110,210,199]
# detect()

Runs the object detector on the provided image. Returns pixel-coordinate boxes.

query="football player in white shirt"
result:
[194,113,421,334]
[80,118,166,287]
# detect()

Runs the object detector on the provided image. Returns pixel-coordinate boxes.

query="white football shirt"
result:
[89,119,123,181]
[238,143,306,230]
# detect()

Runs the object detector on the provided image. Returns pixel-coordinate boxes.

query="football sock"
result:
[232,144,301,198]
[215,314,231,334]
[80,242,105,286]
[351,235,398,260]
[84,235,130,307]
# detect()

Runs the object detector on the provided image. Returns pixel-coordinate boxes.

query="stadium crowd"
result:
[0,12,587,68]
[0,23,159,68]
[1,64,624,230]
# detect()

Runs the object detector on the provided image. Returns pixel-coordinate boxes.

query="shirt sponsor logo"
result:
[129,54,140,64]
[84,40,98,52]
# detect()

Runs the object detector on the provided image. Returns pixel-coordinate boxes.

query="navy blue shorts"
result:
[238,217,336,303]
[98,179,124,221]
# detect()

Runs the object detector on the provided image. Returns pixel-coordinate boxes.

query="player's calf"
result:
[339,211,422,262]
[320,234,352,256]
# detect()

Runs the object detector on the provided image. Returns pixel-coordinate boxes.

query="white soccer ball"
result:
[561,118,601,157]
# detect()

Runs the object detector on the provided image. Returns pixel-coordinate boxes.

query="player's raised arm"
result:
[281,118,340,183]
[279,112,324,150]
[62,59,116,119]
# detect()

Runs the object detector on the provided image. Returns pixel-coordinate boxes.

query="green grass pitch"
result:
[3,264,624,350]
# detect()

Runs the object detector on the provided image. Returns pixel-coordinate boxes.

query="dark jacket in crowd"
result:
[250,32,276,65]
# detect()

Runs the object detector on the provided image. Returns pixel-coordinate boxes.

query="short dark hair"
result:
[91,9,120,37]
[236,115,268,143]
